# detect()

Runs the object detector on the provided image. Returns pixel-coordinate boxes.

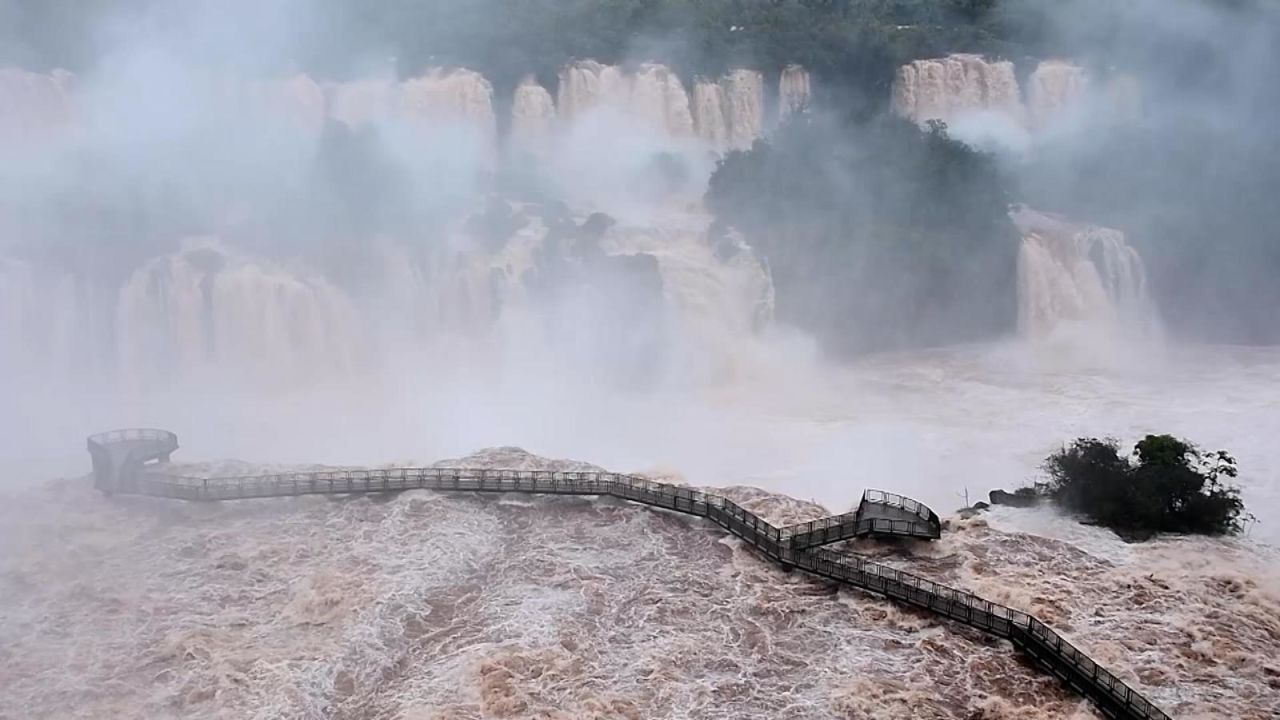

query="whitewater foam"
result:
[1,447,1275,718]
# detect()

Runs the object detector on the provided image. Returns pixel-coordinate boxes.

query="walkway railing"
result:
[87,430,1171,720]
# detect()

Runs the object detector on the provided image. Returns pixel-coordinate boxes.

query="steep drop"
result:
[1012,207,1157,342]
[115,239,363,389]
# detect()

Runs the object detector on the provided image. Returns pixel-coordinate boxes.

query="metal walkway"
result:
[86,429,1171,720]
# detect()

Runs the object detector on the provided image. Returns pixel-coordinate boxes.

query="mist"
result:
[6,6,1280,719]
[1010,0,1280,345]
[1,0,1278,529]
[0,0,807,485]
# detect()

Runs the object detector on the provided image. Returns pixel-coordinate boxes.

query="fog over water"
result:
[1,1,1280,717]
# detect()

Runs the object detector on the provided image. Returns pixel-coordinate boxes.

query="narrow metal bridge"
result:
[86,429,1171,720]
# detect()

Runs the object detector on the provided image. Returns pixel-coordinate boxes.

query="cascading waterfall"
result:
[777,65,812,121]
[556,60,696,138]
[630,64,695,137]
[602,217,775,381]
[723,70,766,148]
[1,60,791,157]
[398,69,497,139]
[889,54,1145,140]
[556,60,629,123]
[371,204,775,383]
[115,239,362,389]
[691,70,765,151]
[325,69,498,144]
[892,54,1023,127]
[1025,60,1089,129]
[1011,207,1157,342]
[509,75,557,156]
[691,80,730,148]
[1,59,802,390]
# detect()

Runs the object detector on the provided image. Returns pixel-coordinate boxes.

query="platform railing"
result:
[863,488,938,523]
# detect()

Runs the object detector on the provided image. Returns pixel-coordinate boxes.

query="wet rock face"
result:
[989,489,1043,508]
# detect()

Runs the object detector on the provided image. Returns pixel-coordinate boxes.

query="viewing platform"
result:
[782,489,942,548]
[86,428,178,494]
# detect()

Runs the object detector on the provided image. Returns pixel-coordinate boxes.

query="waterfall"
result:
[510,75,557,156]
[691,79,729,148]
[556,61,696,138]
[891,54,1100,135]
[556,60,630,122]
[778,65,812,121]
[398,69,496,134]
[0,60,796,159]
[367,203,774,384]
[327,78,396,127]
[1011,207,1157,342]
[116,239,362,388]
[892,54,1022,126]
[604,216,774,380]
[1026,60,1089,128]
[692,70,765,151]
[0,59,801,391]
[724,70,766,149]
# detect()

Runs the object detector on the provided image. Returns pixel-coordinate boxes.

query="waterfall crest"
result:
[1,59,802,390]
[398,69,496,134]
[1026,60,1089,129]
[778,65,812,121]
[892,54,1023,127]
[692,70,765,151]
[557,61,696,138]
[0,60,801,158]
[510,75,557,156]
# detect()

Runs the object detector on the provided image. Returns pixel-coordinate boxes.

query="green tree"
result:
[707,112,1016,354]
[1041,435,1247,539]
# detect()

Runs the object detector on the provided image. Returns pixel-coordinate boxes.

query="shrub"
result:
[1040,435,1247,539]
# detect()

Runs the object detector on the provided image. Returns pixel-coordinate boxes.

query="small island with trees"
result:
[988,434,1250,542]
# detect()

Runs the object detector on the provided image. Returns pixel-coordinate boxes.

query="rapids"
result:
[0,427,1277,718]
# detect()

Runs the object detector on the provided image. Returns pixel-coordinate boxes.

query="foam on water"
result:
[1,446,1276,718]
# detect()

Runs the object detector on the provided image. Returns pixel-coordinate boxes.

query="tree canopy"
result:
[707,113,1017,354]
[1040,435,1248,540]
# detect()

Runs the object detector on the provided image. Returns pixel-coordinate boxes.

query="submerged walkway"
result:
[87,429,1170,720]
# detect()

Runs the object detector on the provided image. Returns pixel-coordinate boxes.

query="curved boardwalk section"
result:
[87,428,178,494]
[87,429,1171,720]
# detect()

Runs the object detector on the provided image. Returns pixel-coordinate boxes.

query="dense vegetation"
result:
[1037,435,1248,540]
[708,115,1017,354]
